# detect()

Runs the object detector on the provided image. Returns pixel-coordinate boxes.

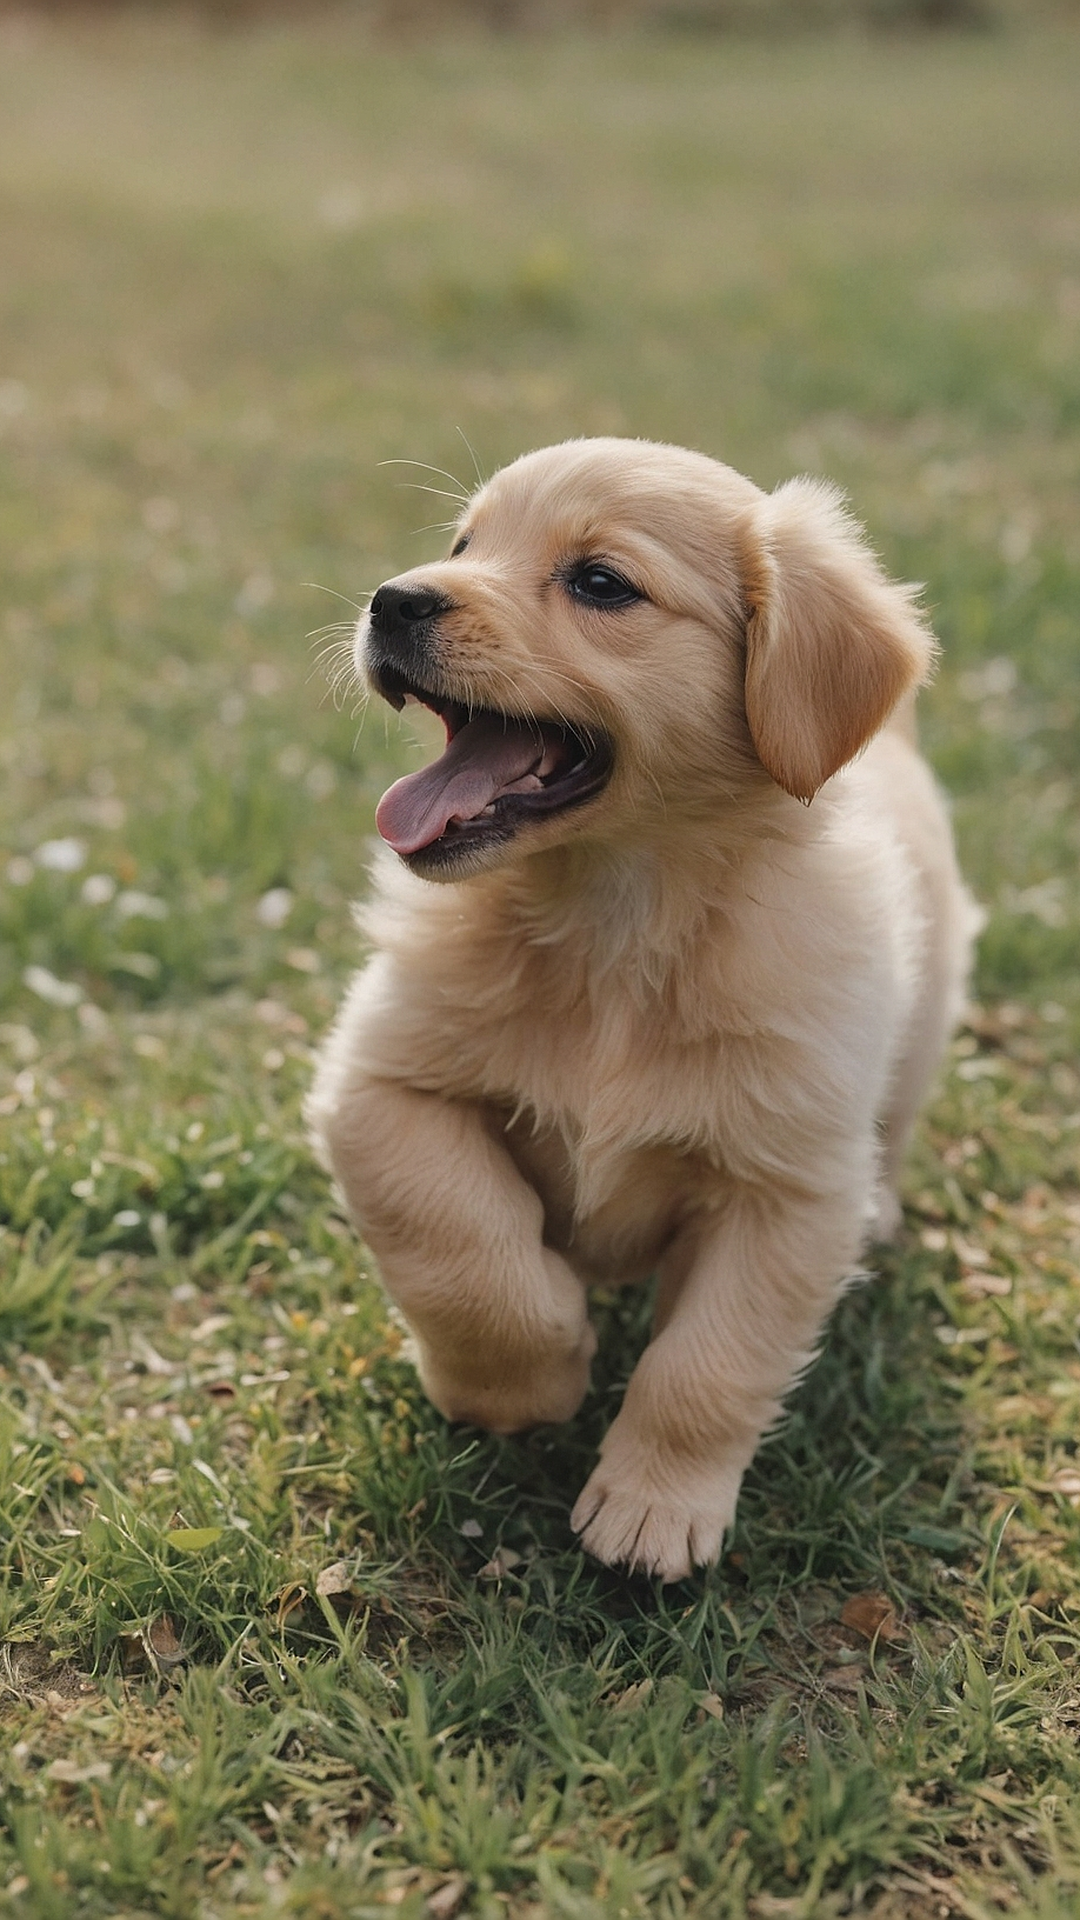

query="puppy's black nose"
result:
[369,583,446,634]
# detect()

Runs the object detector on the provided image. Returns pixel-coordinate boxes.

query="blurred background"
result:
[1,0,1078,1044]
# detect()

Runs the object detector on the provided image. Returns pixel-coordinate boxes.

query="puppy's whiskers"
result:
[455,427,487,489]
[303,581,367,615]
[489,660,605,736]
[396,482,472,509]
[379,458,474,509]
[486,670,578,743]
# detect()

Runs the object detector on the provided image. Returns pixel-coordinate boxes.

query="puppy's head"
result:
[360,438,935,880]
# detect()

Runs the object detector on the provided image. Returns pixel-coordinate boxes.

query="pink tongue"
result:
[375,712,547,857]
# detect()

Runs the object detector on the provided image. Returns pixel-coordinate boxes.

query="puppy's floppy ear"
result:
[741,478,936,803]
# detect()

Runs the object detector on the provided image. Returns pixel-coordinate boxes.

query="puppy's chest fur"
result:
[362,820,912,1261]
[426,984,732,1283]
[500,1108,713,1285]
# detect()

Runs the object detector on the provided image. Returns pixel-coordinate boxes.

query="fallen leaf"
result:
[821,1666,865,1691]
[274,1581,308,1630]
[935,1323,990,1345]
[315,1561,351,1597]
[960,1272,1012,1298]
[903,1524,970,1555]
[840,1591,903,1642]
[698,1691,725,1721]
[953,1237,992,1269]
[610,1677,654,1712]
[427,1875,468,1918]
[477,1548,522,1578]
[130,1332,176,1376]
[144,1614,186,1675]
[166,1526,224,1553]
[47,1759,111,1784]
[189,1314,232,1343]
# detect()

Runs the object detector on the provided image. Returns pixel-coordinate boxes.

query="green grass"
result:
[1,11,1080,1916]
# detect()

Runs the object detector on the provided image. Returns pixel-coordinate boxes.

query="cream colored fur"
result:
[307,438,976,1581]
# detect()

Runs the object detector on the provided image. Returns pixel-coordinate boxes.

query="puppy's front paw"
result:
[419,1320,597,1436]
[571,1443,746,1583]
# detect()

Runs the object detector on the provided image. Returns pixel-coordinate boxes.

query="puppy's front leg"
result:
[318,1077,595,1435]
[572,1182,866,1581]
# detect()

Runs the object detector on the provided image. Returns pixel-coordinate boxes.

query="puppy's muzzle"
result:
[366,581,453,686]
[361,574,613,876]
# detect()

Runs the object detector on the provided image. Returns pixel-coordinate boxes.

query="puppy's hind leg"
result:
[310,1074,596,1436]
[873,876,982,1245]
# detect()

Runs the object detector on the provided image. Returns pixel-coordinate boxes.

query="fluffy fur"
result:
[308,437,976,1581]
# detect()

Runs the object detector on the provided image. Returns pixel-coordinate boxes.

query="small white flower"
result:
[115,890,168,921]
[256,887,293,929]
[235,570,274,616]
[304,762,336,801]
[81,873,117,906]
[34,837,86,873]
[71,1178,96,1199]
[958,657,1017,702]
[23,965,82,1008]
[112,952,160,979]
[249,662,281,696]
[1003,879,1068,929]
[112,1210,141,1229]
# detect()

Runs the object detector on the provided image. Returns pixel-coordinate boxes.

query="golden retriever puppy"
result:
[307,437,976,1582]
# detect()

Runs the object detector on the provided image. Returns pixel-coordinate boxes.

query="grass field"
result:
[1,11,1080,1916]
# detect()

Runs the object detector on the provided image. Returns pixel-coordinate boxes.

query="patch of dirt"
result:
[0,1641,95,1704]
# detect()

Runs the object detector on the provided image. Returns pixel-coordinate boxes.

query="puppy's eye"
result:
[565,564,643,609]
[450,534,470,557]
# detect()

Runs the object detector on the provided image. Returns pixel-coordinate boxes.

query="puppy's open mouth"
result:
[370,661,613,872]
